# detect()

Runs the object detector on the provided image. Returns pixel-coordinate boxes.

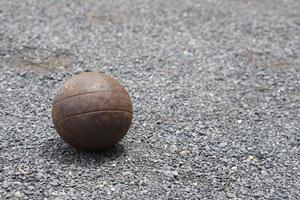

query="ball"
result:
[51,72,133,150]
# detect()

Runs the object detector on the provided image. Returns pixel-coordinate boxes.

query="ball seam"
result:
[53,90,129,105]
[53,109,133,125]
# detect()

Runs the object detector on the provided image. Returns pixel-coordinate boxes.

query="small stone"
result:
[122,171,133,176]
[13,181,22,186]
[2,181,9,189]
[24,190,35,195]
[227,192,236,198]
[261,170,268,175]
[17,164,29,175]
[35,173,44,181]
[54,197,65,200]
[172,171,179,177]
[253,193,262,198]
[229,166,238,174]
[15,191,23,198]
[248,155,254,160]
[245,155,258,162]
[139,180,147,186]
[164,170,179,178]
[179,150,189,156]
[51,180,60,187]
[27,185,35,190]
[219,142,228,148]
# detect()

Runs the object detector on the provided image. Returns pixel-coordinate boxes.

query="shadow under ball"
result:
[51,72,133,150]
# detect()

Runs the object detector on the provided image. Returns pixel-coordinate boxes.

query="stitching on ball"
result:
[53,90,129,105]
[54,110,133,125]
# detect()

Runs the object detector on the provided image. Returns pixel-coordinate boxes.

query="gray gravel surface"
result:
[0,0,300,199]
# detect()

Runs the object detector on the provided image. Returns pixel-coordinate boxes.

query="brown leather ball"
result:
[51,72,133,150]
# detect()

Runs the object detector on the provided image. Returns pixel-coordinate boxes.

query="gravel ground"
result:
[0,0,300,199]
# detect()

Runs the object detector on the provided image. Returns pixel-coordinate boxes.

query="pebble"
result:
[227,192,237,199]
[2,181,9,189]
[15,191,23,198]
[219,142,228,148]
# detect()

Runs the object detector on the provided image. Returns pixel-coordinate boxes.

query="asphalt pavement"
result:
[0,0,299,199]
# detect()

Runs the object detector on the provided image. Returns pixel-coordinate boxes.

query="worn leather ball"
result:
[51,72,133,150]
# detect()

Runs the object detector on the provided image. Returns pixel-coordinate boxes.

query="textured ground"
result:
[0,0,300,199]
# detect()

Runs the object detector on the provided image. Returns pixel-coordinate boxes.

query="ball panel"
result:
[53,72,128,104]
[52,91,132,124]
[54,111,132,150]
